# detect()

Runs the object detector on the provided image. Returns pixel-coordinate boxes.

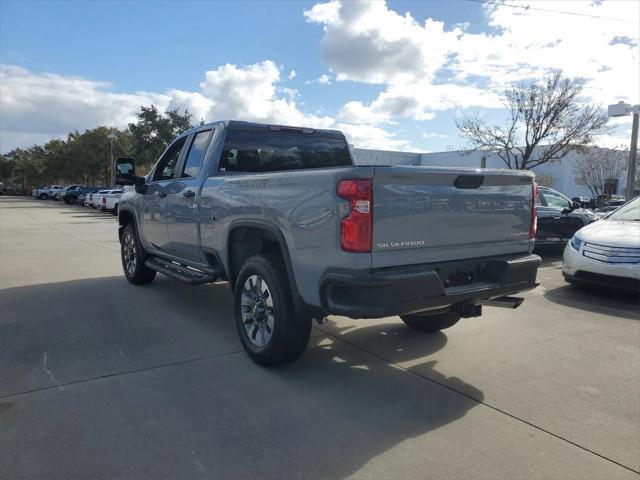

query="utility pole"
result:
[608,101,639,200]
[626,106,639,200]
[108,132,117,187]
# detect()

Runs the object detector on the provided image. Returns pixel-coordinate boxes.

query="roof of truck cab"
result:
[183,120,346,139]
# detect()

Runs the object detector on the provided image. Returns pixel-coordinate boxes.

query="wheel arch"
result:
[118,207,137,241]
[226,220,301,303]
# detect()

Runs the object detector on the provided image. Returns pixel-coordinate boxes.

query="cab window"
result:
[153,137,187,182]
[181,130,212,178]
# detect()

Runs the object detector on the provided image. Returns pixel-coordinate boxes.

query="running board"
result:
[145,257,218,285]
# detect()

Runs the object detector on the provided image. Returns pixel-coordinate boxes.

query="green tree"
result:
[128,105,192,172]
[0,155,15,185]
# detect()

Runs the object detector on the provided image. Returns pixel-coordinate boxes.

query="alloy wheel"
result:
[240,274,275,347]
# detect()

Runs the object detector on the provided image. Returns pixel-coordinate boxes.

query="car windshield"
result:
[607,197,640,221]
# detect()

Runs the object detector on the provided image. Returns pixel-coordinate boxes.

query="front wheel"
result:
[234,254,311,366]
[120,224,156,285]
[400,310,461,332]
[38,193,48,200]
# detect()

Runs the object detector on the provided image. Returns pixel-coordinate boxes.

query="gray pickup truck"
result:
[115,121,540,366]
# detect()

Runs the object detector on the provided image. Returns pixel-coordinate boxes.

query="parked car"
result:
[535,186,598,247]
[48,185,63,200]
[91,190,112,209]
[98,189,123,215]
[563,196,640,293]
[58,185,83,203]
[63,185,91,204]
[32,186,47,198]
[571,196,595,209]
[77,191,88,205]
[84,188,107,207]
[115,120,541,366]
[33,185,57,200]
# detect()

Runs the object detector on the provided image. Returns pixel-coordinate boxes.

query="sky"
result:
[1,0,638,154]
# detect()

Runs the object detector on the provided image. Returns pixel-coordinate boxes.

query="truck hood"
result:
[577,220,640,248]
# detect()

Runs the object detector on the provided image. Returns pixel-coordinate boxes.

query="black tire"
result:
[38,193,48,200]
[400,310,461,332]
[111,204,118,216]
[120,223,156,285]
[234,254,311,366]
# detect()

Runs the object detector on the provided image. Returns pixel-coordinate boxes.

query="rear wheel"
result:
[400,310,461,332]
[234,254,311,366]
[38,193,48,200]
[111,204,118,216]
[120,224,156,285]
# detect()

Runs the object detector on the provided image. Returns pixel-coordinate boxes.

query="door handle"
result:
[183,190,196,198]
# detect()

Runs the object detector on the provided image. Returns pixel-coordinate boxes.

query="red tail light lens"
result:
[102,196,106,204]
[530,182,537,239]
[337,179,372,253]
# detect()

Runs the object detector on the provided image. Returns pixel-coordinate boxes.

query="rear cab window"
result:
[219,125,352,173]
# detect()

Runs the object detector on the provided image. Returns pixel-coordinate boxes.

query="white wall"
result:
[352,148,420,166]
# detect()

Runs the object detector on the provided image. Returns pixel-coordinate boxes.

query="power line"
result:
[465,0,640,24]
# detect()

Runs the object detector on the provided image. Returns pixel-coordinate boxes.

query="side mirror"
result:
[572,200,581,209]
[134,175,148,194]
[115,156,136,185]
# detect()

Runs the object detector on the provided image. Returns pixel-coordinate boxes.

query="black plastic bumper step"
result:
[145,257,218,285]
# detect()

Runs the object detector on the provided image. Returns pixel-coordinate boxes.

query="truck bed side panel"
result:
[199,166,374,306]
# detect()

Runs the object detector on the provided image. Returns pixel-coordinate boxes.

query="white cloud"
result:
[337,122,414,150]
[307,0,639,126]
[422,132,446,139]
[305,73,333,85]
[338,83,502,125]
[288,69,297,80]
[305,0,461,85]
[0,65,167,142]
[0,62,411,152]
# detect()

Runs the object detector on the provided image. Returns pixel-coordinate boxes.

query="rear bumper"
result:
[320,253,541,318]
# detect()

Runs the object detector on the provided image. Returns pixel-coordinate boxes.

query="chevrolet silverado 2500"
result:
[115,121,541,366]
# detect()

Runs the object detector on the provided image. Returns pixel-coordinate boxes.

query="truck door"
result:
[165,128,214,263]
[141,137,187,252]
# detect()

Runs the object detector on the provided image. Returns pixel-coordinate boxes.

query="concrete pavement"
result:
[1,197,638,479]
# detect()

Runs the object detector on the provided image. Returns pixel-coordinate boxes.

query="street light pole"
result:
[108,132,117,187]
[607,101,640,200]
[626,106,639,200]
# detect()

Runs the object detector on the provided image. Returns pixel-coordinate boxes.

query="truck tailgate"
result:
[372,166,534,269]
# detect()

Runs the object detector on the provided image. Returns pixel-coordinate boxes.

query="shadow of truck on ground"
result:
[0,275,484,480]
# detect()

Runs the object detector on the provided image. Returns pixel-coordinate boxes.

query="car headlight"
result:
[569,235,582,251]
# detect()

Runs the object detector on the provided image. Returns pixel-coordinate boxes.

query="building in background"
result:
[353,146,628,199]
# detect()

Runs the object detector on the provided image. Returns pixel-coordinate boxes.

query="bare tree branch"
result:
[572,146,628,198]
[456,72,611,170]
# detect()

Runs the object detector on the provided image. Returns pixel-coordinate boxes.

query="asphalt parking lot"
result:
[1,196,639,480]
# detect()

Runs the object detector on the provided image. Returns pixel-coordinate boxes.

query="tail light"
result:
[102,196,106,204]
[337,179,372,253]
[530,182,537,239]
